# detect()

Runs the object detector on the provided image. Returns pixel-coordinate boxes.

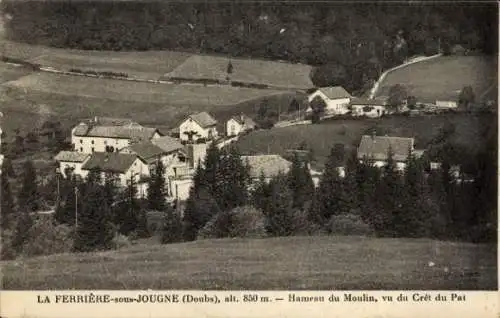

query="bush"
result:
[328,213,375,237]
[197,206,267,240]
[21,217,74,257]
[1,229,17,260]
[111,233,132,250]
[146,210,166,235]
[289,209,326,236]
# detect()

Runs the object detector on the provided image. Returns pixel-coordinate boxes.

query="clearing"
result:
[375,55,498,103]
[234,114,493,169]
[1,236,496,290]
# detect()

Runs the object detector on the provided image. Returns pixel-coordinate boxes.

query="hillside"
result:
[375,56,498,103]
[234,113,493,169]
[1,236,496,290]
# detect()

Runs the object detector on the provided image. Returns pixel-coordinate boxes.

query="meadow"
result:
[234,113,492,169]
[1,235,496,290]
[376,56,498,103]
[0,62,31,84]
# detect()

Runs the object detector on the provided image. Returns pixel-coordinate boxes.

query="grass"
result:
[376,55,498,103]
[234,113,493,169]
[0,62,31,84]
[1,236,496,290]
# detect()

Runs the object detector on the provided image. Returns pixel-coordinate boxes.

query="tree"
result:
[287,153,314,209]
[214,146,249,211]
[11,210,34,254]
[114,176,143,236]
[1,168,15,229]
[388,84,408,109]
[407,95,417,110]
[161,205,183,244]
[182,187,221,241]
[17,160,39,212]
[309,96,327,123]
[288,98,300,113]
[147,159,167,211]
[265,172,295,236]
[458,85,475,110]
[54,175,80,226]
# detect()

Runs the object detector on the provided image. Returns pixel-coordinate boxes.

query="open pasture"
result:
[1,235,496,290]
[376,56,498,103]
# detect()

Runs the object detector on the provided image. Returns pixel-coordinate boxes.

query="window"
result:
[91,140,94,145]
[91,147,95,152]
[80,139,83,144]
[104,140,107,145]
[230,125,236,136]
[80,147,83,152]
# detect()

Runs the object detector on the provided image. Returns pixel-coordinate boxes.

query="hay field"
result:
[1,236,495,290]
[376,56,498,103]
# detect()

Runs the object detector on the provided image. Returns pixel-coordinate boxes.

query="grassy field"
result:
[234,113,493,169]
[1,236,496,290]
[0,62,31,84]
[376,56,498,103]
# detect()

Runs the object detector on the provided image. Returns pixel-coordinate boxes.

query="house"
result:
[241,155,292,184]
[81,152,150,190]
[451,44,468,56]
[226,114,257,137]
[357,135,417,171]
[71,117,162,154]
[179,112,218,143]
[306,86,352,115]
[350,98,388,118]
[54,151,91,178]
[435,100,458,109]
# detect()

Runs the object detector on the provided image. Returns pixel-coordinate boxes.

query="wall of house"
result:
[72,135,130,153]
[58,161,88,178]
[352,105,386,118]
[226,118,243,137]
[180,119,218,142]
[435,101,458,108]
[122,158,150,187]
[371,160,406,171]
[170,178,193,201]
[307,91,351,115]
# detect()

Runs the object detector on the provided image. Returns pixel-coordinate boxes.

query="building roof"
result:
[124,142,167,163]
[54,151,90,163]
[229,114,257,129]
[350,97,387,106]
[73,123,159,141]
[151,136,184,154]
[82,153,141,174]
[187,112,218,128]
[241,155,292,179]
[316,86,351,100]
[357,135,414,162]
[84,117,141,126]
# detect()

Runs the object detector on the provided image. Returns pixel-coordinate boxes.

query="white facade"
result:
[58,160,89,178]
[351,105,387,118]
[226,118,244,137]
[179,118,218,142]
[365,160,407,171]
[307,90,351,115]
[170,178,193,201]
[435,100,458,109]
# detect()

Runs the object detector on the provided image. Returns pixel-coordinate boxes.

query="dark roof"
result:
[125,142,166,163]
[188,112,218,128]
[54,151,90,163]
[357,135,414,162]
[151,136,184,154]
[73,123,159,141]
[82,153,140,173]
[350,98,386,106]
[316,86,351,100]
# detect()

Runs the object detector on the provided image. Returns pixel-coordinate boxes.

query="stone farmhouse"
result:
[179,112,218,143]
[306,86,352,115]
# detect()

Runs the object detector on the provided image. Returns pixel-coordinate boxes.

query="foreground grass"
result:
[1,236,496,290]
[235,113,492,169]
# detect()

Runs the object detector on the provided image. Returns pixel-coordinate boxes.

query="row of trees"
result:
[2,2,496,93]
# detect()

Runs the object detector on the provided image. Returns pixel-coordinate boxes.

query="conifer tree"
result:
[1,166,15,229]
[54,174,80,226]
[161,205,183,244]
[115,176,142,236]
[182,187,221,241]
[314,147,344,223]
[202,142,221,194]
[215,146,249,211]
[265,172,294,236]
[251,171,271,213]
[17,160,39,212]
[287,153,314,209]
[147,159,167,211]
[11,210,34,254]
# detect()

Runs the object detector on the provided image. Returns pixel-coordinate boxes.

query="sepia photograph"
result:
[0,0,497,292]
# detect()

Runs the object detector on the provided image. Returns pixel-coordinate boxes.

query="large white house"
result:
[357,135,417,171]
[179,112,218,143]
[350,98,388,118]
[71,117,162,153]
[226,114,257,137]
[306,86,352,115]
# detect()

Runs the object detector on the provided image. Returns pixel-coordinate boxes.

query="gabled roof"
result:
[357,135,414,162]
[186,112,218,128]
[241,155,292,179]
[229,114,257,129]
[73,124,159,141]
[350,97,387,106]
[54,151,90,163]
[151,136,184,154]
[315,86,351,100]
[82,153,141,174]
[124,142,166,163]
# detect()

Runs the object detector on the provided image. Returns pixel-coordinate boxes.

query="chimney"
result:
[240,113,244,123]
[94,116,98,123]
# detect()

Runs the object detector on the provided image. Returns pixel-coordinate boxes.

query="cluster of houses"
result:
[305,86,460,118]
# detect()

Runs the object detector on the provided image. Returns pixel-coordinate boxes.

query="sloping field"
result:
[234,114,492,169]
[2,40,190,79]
[163,55,314,90]
[1,236,496,290]
[0,62,31,83]
[376,56,498,103]
[4,73,286,106]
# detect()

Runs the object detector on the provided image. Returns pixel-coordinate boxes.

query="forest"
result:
[1,1,498,93]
